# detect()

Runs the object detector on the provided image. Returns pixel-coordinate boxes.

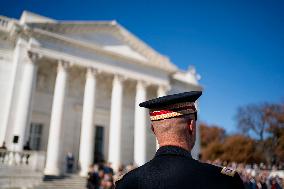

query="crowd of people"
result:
[86,161,284,189]
[206,160,284,189]
[86,162,136,189]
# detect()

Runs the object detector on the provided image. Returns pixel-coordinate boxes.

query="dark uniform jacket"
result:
[115,146,245,189]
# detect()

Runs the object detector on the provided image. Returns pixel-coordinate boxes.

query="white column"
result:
[191,101,200,159]
[108,75,124,171]
[157,86,167,98]
[134,80,147,166]
[155,85,168,150]
[12,52,38,151]
[79,68,97,177]
[0,38,26,145]
[44,61,68,176]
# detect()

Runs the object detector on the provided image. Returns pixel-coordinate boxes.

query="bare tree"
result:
[236,102,284,164]
[264,103,284,163]
[236,103,269,141]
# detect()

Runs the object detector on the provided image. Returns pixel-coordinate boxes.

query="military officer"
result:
[115,91,245,189]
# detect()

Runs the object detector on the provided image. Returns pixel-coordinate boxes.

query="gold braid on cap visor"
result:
[149,102,197,121]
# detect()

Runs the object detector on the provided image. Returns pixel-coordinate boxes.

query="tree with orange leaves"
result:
[200,124,264,163]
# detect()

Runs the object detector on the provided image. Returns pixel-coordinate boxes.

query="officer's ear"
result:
[186,118,195,134]
[189,119,195,131]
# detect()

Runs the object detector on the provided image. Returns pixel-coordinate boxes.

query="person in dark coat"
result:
[66,152,74,173]
[115,91,245,189]
[0,141,7,163]
[0,142,7,150]
[23,141,31,150]
[86,164,99,189]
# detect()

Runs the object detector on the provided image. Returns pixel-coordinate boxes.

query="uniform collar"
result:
[155,145,192,159]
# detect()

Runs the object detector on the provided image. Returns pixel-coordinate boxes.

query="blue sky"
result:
[1,0,284,133]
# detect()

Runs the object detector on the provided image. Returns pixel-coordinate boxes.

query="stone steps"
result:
[0,164,43,189]
[0,165,86,189]
[0,164,41,175]
[34,175,86,189]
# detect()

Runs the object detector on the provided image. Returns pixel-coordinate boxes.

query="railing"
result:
[0,16,14,32]
[0,149,46,171]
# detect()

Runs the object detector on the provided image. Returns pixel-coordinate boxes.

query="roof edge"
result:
[20,11,56,24]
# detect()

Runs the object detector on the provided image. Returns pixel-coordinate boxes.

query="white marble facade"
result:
[0,11,202,176]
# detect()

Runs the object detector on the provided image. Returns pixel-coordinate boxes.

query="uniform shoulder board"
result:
[221,167,236,177]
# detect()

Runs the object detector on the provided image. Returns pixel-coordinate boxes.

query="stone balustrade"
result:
[0,16,13,32]
[0,149,46,171]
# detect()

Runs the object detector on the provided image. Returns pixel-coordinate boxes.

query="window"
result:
[28,123,43,150]
[94,126,104,163]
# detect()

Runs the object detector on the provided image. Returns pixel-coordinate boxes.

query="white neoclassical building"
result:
[0,11,202,176]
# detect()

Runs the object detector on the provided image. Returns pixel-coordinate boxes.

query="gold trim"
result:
[221,167,236,177]
[150,109,196,121]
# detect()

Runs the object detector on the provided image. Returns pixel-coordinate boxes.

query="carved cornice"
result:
[30,27,177,73]
[0,16,31,44]
[28,47,170,86]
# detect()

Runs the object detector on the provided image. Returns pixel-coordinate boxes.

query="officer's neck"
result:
[159,141,191,152]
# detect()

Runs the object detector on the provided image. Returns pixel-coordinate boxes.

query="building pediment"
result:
[61,26,149,62]
[19,11,177,72]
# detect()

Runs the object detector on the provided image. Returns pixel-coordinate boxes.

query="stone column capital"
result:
[157,85,170,99]
[136,80,150,88]
[86,67,98,77]
[16,38,28,48]
[112,74,127,84]
[28,38,41,48]
[158,84,170,91]
[57,60,70,71]
[27,51,41,63]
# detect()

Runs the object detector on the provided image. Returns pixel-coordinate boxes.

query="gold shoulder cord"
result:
[221,167,236,177]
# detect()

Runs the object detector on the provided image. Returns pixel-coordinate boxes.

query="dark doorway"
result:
[94,126,104,163]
